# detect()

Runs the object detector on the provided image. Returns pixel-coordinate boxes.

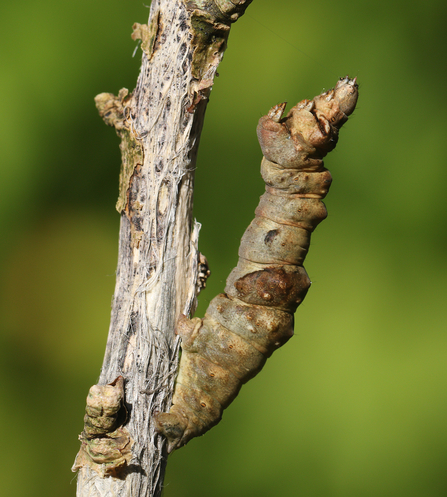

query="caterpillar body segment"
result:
[154,77,358,453]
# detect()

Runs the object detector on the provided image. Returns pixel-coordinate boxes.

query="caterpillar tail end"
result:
[154,412,187,453]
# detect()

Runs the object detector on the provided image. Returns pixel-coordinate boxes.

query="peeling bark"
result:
[73,1,252,496]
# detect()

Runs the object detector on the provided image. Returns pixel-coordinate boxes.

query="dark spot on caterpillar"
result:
[233,267,310,311]
[154,78,359,453]
[264,229,279,245]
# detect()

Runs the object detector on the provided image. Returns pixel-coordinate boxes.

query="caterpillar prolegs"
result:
[155,77,359,453]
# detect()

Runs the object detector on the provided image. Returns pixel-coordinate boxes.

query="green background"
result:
[1,1,446,496]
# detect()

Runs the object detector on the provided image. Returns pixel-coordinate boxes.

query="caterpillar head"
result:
[314,76,359,127]
[257,77,359,168]
[333,76,358,117]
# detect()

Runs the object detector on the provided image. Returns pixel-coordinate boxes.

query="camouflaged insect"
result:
[155,77,359,452]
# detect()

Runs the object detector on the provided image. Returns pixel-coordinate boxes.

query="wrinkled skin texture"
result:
[155,77,359,452]
[72,377,133,477]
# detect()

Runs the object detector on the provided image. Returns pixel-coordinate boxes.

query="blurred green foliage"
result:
[1,1,446,496]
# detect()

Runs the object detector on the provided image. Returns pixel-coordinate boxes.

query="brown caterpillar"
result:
[155,77,359,453]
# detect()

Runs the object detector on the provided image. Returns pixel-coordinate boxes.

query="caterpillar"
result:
[154,77,359,453]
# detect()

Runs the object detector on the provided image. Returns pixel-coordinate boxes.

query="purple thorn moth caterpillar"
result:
[155,77,359,453]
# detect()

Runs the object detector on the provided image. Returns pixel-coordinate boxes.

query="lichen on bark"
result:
[95,89,144,216]
[131,8,161,60]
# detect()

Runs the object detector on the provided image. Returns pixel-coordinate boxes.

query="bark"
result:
[73,1,252,496]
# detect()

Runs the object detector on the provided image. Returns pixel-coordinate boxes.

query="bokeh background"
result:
[1,1,446,496]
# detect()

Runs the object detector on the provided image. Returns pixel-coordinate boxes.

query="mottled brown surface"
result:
[154,77,359,453]
[72,377,133,478]
[239,217,310,265]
